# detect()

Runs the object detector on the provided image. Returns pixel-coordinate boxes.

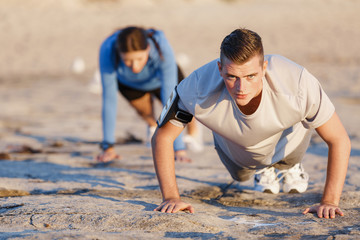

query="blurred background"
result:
[1,0,359,81]
[1,0,359,144]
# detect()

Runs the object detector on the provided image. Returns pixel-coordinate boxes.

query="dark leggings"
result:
[118,65,185,101]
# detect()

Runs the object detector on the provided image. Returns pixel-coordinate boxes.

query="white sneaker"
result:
[183,134,204,152]
[254,167,280,194]
[278,163,309,193]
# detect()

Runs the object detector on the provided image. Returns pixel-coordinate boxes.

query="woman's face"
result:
[120,46,150,73]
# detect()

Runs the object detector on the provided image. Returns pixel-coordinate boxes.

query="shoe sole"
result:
[287,189,300,194]
[263,189,278,194]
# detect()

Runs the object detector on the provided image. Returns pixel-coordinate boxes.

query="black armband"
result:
[157,87,193,128]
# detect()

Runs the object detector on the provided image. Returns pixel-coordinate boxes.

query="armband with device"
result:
[157,86,193,128]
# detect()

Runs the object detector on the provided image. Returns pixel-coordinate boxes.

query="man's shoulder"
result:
[177,58,223,99]
[265,54,303,74]
[193,59,223,89]
[193,59,220,77]
[177,59,226,115]
[264,55,305,95]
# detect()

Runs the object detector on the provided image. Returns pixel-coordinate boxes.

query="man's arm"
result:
[303,112,351,218]
[151,121,195,213]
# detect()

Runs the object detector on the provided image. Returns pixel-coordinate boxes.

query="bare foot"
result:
[96,147,121,162]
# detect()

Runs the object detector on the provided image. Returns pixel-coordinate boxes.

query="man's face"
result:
[120,46,150,73]
[218,54,267,110]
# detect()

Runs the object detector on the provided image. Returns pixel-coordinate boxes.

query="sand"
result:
[1,0,360,239]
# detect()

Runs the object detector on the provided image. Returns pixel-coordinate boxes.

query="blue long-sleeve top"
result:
[99,29,185,151]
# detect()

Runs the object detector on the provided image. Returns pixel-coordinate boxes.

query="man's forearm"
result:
[321,142,350,206]
[152,133,181,201]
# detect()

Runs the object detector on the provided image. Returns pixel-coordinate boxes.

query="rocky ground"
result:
[1,0,359,239]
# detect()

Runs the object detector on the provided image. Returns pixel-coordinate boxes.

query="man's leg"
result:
[273,128,312,170]
[273,131,312,193]
[214,142,255,182]
[252,127,312,194]
[214,142,282,193]
[273,154,309,193]
[214,138,281,193]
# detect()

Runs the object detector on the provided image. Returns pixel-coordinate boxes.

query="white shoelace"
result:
[255,167,281,184]
[276,164,309,183]
[255,164,309,184]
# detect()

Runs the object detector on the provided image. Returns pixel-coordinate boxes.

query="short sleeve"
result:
[167,74,197,128]
[300,68,335,129]
[176,70,198,115]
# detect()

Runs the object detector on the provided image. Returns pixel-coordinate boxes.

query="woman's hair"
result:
[220,28,264,65]
[115,26,163,59]
[116,26,148,52]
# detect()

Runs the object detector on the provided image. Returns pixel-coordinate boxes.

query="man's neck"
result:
[238,90,262,115]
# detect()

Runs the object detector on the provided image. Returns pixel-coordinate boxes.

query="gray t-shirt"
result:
[174,55,335,169]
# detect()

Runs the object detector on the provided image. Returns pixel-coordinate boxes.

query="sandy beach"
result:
[1,0,360,239]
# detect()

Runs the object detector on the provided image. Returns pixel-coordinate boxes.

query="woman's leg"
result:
[118,81,157,127]
[128,93,157,127]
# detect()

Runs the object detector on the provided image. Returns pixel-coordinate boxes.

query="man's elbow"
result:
[151,128,159,149]
[329,133,351,156]
[343,134,352,154]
